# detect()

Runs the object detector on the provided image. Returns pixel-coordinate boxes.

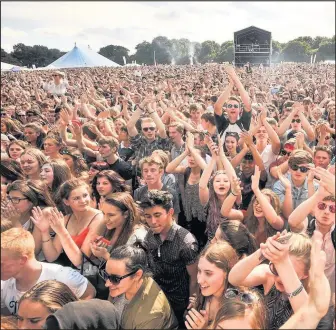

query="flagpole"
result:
[154,50,156,66]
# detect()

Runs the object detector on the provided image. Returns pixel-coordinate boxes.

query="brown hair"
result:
[193,242,238,312]
[0,219,14,233]
[103,192,141,248]
[201,111,216,126]
[314,146,332,159]
[44,159,72,196]
[20,147,48,171]
[152,150,170,169]
[18,280,78,314]
[168,122,184,135]
[244,189,282,239]
[92,170,131,204]
[6,140,28,155]
[97,136,119,149]
[1,118,23,135]
[210,288,266,329]
[288,150,313,168]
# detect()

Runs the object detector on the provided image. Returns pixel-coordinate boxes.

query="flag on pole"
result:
[123,56,127,65]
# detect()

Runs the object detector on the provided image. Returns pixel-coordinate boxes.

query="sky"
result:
[1,1,335,55]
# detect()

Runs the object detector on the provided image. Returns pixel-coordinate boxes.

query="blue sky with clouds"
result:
[1,1,335,54]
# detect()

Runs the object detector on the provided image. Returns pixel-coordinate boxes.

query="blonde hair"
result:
[152,149,170,169]
[1,228,35,259]
[288,233,311,275]
[139,156,164,171]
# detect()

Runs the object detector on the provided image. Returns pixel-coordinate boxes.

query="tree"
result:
[316,40,336,61]
[99,45,130,65]
[133,41,154,65]
[215,41,234,62]
[1,48,21,66]
[198,40,220,64]
[152,36,172,64]
[281,40,311,62]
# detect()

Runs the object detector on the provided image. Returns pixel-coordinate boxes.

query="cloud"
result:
[1,1,334,54]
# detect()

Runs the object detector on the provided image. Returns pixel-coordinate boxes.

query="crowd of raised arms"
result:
[0,62,335,330]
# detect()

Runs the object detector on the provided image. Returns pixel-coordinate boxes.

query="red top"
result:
[71,227,90,248]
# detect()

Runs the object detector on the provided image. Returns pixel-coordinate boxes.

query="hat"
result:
[53,71,65,78]
[1,134,9,142]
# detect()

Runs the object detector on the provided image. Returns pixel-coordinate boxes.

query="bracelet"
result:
[42,238,51,243]
[147,111,155,115]
[231,191,238,197]
[285,283,304,299]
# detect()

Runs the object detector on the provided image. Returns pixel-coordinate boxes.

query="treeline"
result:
[1,35,335,67]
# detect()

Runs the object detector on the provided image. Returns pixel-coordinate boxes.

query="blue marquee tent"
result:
[46,44,120,69]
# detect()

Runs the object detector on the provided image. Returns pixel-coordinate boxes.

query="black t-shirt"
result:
[108,158,133,180]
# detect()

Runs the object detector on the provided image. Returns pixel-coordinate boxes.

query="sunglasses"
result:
[26,113,35,117]
[98,268,137,285]
[317,202,336,213]
[324,136,331,140]
[280,150,292,157]
[226,104,239,109]
[1,113,7,117]
[143,127,155,132]
[269,262,279,276]
[224,288,255,305]
[290,164,309,173]
[291,119,301,123]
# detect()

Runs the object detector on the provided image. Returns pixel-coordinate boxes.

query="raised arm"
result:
[214,78,233,116]
[252,166,284,230]
[277,109,296,137]
[218,134,238,181]
[225,66,251,112]
[166,149,188,174]
[241,131,265,171]
[221,177,244,220]
[199,157,216,206]
[262,115,281,155]
[275,167,293,219]
[147,102,167,138]
[297,108,315,142]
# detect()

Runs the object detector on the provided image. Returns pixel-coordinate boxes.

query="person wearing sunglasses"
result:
[209,288,266,329]
[288,184,335,295]
[273,150,319,214]
[41,71,69,96]
[101,241,178,329]
[214,66,251,143]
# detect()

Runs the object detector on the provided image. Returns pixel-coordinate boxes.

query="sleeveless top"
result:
[66,212,101,248]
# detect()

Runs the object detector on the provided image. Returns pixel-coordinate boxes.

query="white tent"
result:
[1,62,15,71]
[46,44,121,69]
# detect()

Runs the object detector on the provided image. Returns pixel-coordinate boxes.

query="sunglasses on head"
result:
[226,104,239,109]
[280,149,292,157]
[269,262,279,276]
[98,268,137,285]
[224,288,255,305]
[292,119,301,123]
[317,202,336,213]
[290,164,309,173]
[143,127,155,132]
[324,136,331,140]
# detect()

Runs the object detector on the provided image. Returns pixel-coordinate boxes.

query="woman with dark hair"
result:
[23,123,46,149]
[3,179,55,255]
[211,220,258,259]
[40,159,72,212]
[60,147,89,179]
[100,241,178,329]
[87,161,110,183]
[17,280,78,329]
[90,192,147,262]
[91,170,131,206]
[223,132,239,158]
[209,288,266,329]
[6,140,27,162]
[20,148,48,180]
[0,159,24,198]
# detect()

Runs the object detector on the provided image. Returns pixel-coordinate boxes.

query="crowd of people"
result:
[0,61,335,329]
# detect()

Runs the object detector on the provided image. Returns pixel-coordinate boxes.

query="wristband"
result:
[231,191,238,197]
[42,238,51,243]
[147,111,155,115]
[285,283,304,299]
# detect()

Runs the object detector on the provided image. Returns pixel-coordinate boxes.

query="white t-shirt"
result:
[43,80,69,95]
[1,262,88,315]
[261,144,278,171]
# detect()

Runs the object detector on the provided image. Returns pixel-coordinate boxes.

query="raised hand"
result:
[307,231,331,317]
[240,130,253,147]
[1,201,21,223]
[185,308,208,330]
[90,238,109,260]
[231,177,242,196]
[30,206,50,233]
[310,166,335,196]
[260,232,291,265]
[251,165,261,192]
[48,207,65,235]
[277,167,291,190]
